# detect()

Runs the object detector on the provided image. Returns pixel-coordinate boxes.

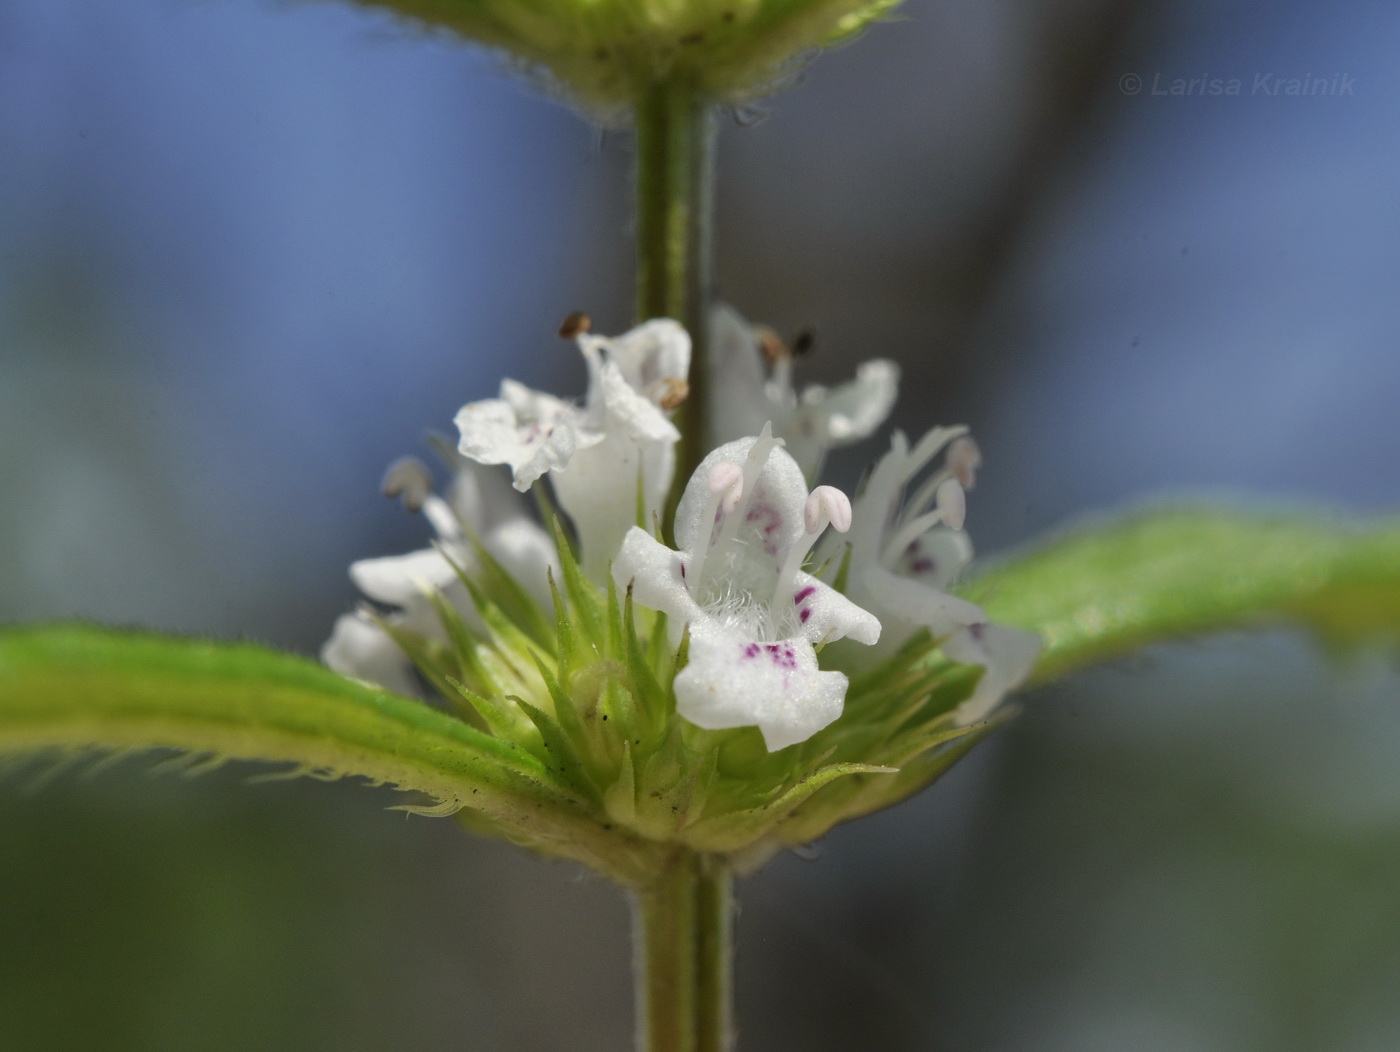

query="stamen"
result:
[843,429,910,573]
[381,457,433,513]
[709,462,745,510]
[654,377,691,411]
[879,480,966,565]
[757,327,787,364]
[905,425,968,480]
[904,468,951,522]
[804,486,853,534]
[935,479,966,530]
[774,485,852,617]
[903,432,975,519]
[947,436,982,489]
[714,423,780,554]
[880,510,943,567]
[688,462,745,587]
[558,310,591,338]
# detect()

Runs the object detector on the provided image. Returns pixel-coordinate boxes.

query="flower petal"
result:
[706,304,773,447]
[942,622,1043,726]
[856,565,989,640]
[673,433,808,566]
[892,526,973,590]
[591,318,691,399]
[483,518,560,610]
[791,571,881,646]
[797,360,900,441]
[612,526,701,633]
[675,622,848,751]
[320,613,420,697]
[596,359,682,444]
[447,455,530,533]
[783,359,899,477]
[350,547,460,606]
[552,437,660,581]
[455,382,594,491]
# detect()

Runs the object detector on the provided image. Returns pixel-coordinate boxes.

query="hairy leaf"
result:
[967,507,1400,682]
[0,624,665,883]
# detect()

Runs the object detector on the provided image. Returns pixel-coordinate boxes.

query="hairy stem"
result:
[632,852,734,1052]
[634,78,716,498]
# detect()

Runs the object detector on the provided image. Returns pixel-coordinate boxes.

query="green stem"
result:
[632,852,734,1052]
[634,78,716,498]
[632,78,729,1052]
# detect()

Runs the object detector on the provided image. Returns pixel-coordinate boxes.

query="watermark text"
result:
[1118,72,1356,97]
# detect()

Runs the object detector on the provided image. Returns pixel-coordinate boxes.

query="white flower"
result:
[613,426,880,751]
[454,319,690,580]
[322,453,557,694]
[833,428,1041,725]
[708,304,899,481]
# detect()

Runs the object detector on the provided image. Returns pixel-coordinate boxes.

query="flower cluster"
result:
[323,307,1039,873]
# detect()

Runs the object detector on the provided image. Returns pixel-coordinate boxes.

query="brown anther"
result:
[757,326,788,364]
[791,327,817,357]
[657,378,691,410]
[558,310,592,339]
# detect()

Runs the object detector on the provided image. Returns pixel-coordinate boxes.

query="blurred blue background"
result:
[3,0,1399,1048]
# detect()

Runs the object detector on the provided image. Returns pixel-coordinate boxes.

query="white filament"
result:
[935,478,967,530]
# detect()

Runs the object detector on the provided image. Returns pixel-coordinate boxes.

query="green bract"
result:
[368,518,999,875]
[350,0,904,109]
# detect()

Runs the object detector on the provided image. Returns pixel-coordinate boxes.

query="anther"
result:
[804,486,853,535]
[776,485,853,615]
[689,461,747,588]
[713,423,780,557]
[757,327,788,364]
[708,462,745,512]
[558,311,591,339]
[947,436,982,489]
[381,457,434,513]
[657,377,691,411]
[791,327,816,358]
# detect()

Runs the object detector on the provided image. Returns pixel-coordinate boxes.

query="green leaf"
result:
[0,624,665,884]
[966,508,1400,682]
